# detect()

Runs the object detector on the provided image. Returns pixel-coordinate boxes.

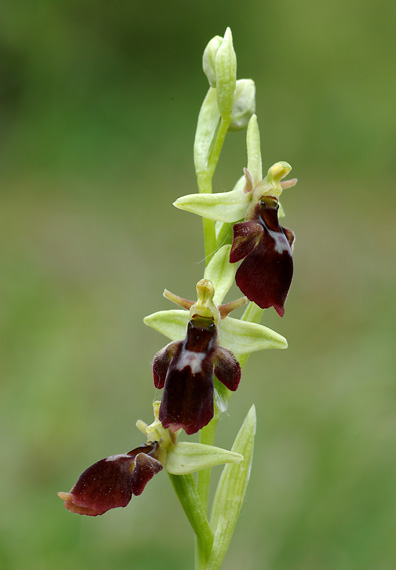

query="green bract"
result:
[208,405,256,570]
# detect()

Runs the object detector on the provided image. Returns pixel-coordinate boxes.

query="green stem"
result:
[196,170,216,264]
[195,413,221,569]
[195,536,208,570]
[168,473,214,560]
[192,95,233,569]
[241,301,263,324]
[207,118,230,178]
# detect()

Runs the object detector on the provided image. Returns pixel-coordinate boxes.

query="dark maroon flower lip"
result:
[153,319,241,435]
[58,442,163,516]
[230,197,295,316]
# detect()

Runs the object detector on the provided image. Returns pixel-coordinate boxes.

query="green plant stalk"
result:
[195,419,219,570]
[195,318,264,568]
[194,117,230,568]
[170,99,233,569]
[196,416,219,507]
[184,58,262,566]
[207,117,230,179]
[196,113,231,502]
[168,473,214,559]
[194,110,264,568]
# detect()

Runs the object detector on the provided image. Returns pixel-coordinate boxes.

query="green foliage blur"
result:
[1,1,395,569]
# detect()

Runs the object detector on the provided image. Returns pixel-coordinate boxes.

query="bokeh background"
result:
[1,1,395,569]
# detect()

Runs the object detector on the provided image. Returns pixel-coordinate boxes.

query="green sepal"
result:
[144,309,188,341]
[218,316,288,354]
[144,308,287,354]
[204,245,236,305]
[166,442,243,475]
[207,405,256,570]
[246,114,262,184]
[173,187,249,223]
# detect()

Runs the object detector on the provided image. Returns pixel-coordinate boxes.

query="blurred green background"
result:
[1,1,395,569]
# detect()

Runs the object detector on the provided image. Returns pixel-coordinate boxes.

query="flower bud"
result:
[202,35,223,87]
[215,28,237,120]
[229,79,256,131]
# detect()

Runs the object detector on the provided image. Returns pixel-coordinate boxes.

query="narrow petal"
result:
[282,226,295,250]
[229,220,263,263]
[152,341,181,388]
[214,346,241,391]
[131,452,163,495]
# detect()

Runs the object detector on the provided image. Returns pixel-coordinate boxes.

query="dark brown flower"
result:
[58,442,162,516]
[153,317,241,435]
[230,196,295,316]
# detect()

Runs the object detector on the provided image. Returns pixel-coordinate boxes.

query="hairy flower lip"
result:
[230,196,294,316]
[153,319,241,435]
[58,442,163,516]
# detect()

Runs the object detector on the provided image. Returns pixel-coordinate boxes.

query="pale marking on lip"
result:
[175,350,206,374]
[268,230,290,254]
